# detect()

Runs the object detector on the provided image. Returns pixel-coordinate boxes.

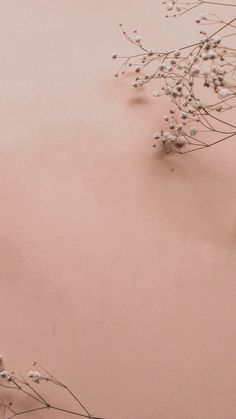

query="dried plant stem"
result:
[113,1,236,154]
[0,361,104,419]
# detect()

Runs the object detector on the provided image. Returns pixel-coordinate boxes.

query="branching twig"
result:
[0,359,104,419]
[113,1,236,154]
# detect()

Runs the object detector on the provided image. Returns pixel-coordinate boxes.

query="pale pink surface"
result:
[1,1,236,418]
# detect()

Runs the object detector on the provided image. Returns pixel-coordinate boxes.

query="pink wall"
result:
[1,1,236,418]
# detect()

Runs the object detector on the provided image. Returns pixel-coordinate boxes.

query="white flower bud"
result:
[135,35,142,43]
[153,131,161,140]
[218,88,231,98]
[28,371,41,383]
[189,128,197,136]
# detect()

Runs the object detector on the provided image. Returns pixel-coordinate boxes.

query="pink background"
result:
[1,1,236,418]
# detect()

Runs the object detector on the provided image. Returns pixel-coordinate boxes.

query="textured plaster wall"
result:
[1,1,236,419]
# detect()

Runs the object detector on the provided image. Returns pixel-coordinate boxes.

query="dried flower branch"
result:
[113,1,236,154]
[0,358,103,419]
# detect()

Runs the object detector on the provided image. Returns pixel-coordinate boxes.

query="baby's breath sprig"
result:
[0,358,104,419]
[113,2,236,154]
[163,0,236,19]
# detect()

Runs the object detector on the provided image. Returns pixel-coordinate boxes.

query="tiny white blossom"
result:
[135,35,142,43]
[174,50,180,58]
[177,136,187,146]
[153,131,161,140]
[218,88,231,98]
[215,104,222,112]
[212,35,221,44]
[180,111,188,119]
[28,371,41,383]
[200,11,208,20]
[136,78,145,86]
[0,370,12,381]
[189,128,197,136]
[191,65,200,76]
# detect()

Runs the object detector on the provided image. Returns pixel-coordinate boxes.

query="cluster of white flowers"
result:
[153,130,188,151]
[162,0,213,19]
[162,0,182,17]
[153,109,199,152]
[113,1,236,154]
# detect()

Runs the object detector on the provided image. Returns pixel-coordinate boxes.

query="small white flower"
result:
[200,11,208,20]
[212,35,221,44]
[180,111,188,119]
[176,123,183,131]
[28,371,41,383]
[218,88,231,98]
[0,370,12,381]
[194,100,203,109]
[208,51,217,59]
[153,90,160,97]
[135,35,142,43]
[174,49,180,58]
[202,52,209,60]
[189,128,197,136]
[177,136,187,147]
[163,131,173,142]
[153,131,161,140]
[136,78,145,86]
[191,65,200,76]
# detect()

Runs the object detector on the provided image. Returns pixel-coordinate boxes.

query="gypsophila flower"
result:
[189,128,197,136]
[135,35,142,43]
[153,131,161,139]
[0,370,12,381]
[28,370,41,383]
[113,1,236,154]
[218,88,231,98]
